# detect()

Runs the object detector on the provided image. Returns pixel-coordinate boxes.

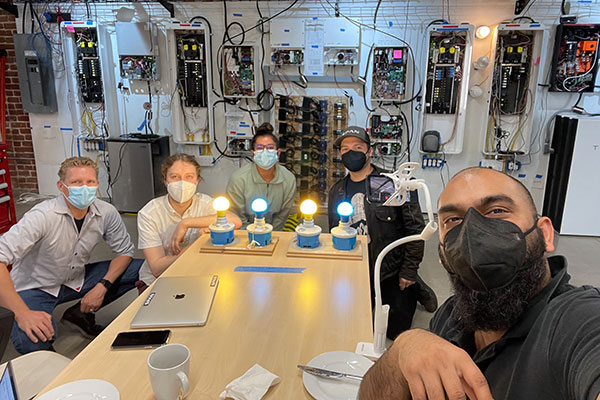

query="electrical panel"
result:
[166,22,214,145]
[418,24,474,155]
[13,34,57,113]
[115,22,159,81]
[177,31,208,107]
[370,114,404,167]
[225,110,257,157]
[276,96,348,205]
[270,18,305,69]
[322,18,360,67]
[484,23,546,155]
[223,45,258,98]
[550,23,600,93]
[425,31,467,114]
[71,27,102,103]
[371,47,407,101]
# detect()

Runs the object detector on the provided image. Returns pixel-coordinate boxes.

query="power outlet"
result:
[479,159,504,171]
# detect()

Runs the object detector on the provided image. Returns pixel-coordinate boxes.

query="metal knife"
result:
[297,365,364,381]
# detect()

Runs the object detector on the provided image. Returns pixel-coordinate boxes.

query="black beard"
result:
[444,228,548,333]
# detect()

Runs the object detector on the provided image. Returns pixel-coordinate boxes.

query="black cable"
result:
[561,0,567,15]
[373,0,382,26]
[188,16,221,99]
[224,22,245,46]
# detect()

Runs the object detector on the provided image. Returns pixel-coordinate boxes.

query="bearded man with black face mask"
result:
[328,126,438,339]
[359,167,600,400]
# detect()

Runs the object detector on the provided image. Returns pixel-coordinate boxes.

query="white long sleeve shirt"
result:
[0,196,135,297]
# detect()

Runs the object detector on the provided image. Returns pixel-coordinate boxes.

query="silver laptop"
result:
[131,275,219,329]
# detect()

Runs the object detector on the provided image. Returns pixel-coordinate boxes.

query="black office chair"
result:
[0,306,15,360]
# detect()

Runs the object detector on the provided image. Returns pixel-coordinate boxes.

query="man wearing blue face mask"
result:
[227,123,296,231]
[0,157,142,354]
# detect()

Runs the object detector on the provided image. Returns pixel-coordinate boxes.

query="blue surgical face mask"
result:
[253,149,278,169]
[65,185,97,209]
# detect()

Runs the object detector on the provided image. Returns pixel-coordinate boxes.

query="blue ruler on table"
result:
[234,266,306,274]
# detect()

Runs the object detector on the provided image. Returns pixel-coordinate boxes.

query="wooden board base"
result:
[198,231,279,256]
[286,237,363,260]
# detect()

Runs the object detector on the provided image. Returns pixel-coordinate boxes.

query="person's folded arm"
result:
[359,329,493,400]
[169,212,241,254]
[143,246,180,278]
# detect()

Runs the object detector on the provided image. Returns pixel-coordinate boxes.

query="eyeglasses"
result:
[255,144,277,150]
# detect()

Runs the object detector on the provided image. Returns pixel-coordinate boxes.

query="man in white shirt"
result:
[137,153,241,286]
[0,157,142,354]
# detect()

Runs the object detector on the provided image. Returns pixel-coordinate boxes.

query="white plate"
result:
[36,379,119,400]
[302,351,373,400]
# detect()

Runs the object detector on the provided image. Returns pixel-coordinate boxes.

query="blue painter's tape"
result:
[86,20,93,25]
[281,43,289,46]
[312,45,319,48]
[138,120,146,131]
[389,21,393,27]
[536,174,543,179]
[438,27,469,31]
[284,29,290,32]
[235,266,306,274]
[60,127,73,131]
[64,22,72,25]
[43,125,51,128]
[233,13,243,17]
[578,0,592,3]
[192,24,201,27]
[518,173,526,178]
[313,17,318,20]
[530,24,541,27]
[340,28,345,32]
[312,72,318,75]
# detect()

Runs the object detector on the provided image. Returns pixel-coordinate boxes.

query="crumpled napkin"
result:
[219,364,281,400]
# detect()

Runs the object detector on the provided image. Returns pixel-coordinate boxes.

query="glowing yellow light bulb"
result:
[213,196,230,217]
[300,199,318,220]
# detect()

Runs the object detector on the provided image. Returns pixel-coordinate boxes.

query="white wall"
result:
[19,0,600,212]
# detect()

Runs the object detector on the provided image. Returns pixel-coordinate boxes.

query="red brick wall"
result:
[0,11,38,192]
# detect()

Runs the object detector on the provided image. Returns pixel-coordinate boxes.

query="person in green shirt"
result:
[226,123,296,231]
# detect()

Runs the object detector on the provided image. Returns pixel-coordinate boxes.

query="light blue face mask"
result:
[253,149,278,169]
[66,185,97,209]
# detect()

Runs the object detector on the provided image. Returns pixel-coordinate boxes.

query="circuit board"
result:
[550,24,600,92]
[371,47,407,101]
[425,31,467,114]
[370,114,404,168]
[271,49,304,66]
[74,28,102,103]
[275,96,348,206]
[119,55,157,80]
[175,32,208,107]
[223,45,256,97]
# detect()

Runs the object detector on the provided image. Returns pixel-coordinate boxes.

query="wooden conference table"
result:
[38,231,373,399]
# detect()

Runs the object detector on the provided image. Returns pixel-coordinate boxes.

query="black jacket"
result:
[328,164,425,283]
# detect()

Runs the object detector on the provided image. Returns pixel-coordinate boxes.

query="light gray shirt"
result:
[0,196,135,297]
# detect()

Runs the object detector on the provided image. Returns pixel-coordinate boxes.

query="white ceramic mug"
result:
[147,343,190,400]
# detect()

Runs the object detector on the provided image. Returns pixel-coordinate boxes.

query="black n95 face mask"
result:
[440,207,538,292]
[341,150,367,172]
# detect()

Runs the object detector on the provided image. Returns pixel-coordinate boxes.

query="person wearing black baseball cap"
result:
[328,126,438,339]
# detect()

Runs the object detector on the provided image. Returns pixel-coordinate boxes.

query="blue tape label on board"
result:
[340,28,345,32]
[536,174,543,179]
[235,266,306,274]
[389,21,393,27]
[518,173,526,178]
[312,45,319,48]
[281,43,289,46]
[60,127,73,131]
[43,125,51,128]
[312,72,318,75]
[86,20,93,25]
[284,29,290,32]
[233,13,243,17]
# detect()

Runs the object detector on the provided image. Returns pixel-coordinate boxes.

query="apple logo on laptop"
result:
[174,293,186,299]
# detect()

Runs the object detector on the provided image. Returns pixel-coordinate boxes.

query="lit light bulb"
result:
[475,25,491,39]
[300,200,318,220]
[213,196,230,218]
[251,198,268,214]
[337,201,354,217]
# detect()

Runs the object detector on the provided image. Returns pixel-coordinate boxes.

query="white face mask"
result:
[167,180,197,203]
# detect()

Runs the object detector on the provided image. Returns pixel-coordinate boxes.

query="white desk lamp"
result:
[356,162,438,360]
